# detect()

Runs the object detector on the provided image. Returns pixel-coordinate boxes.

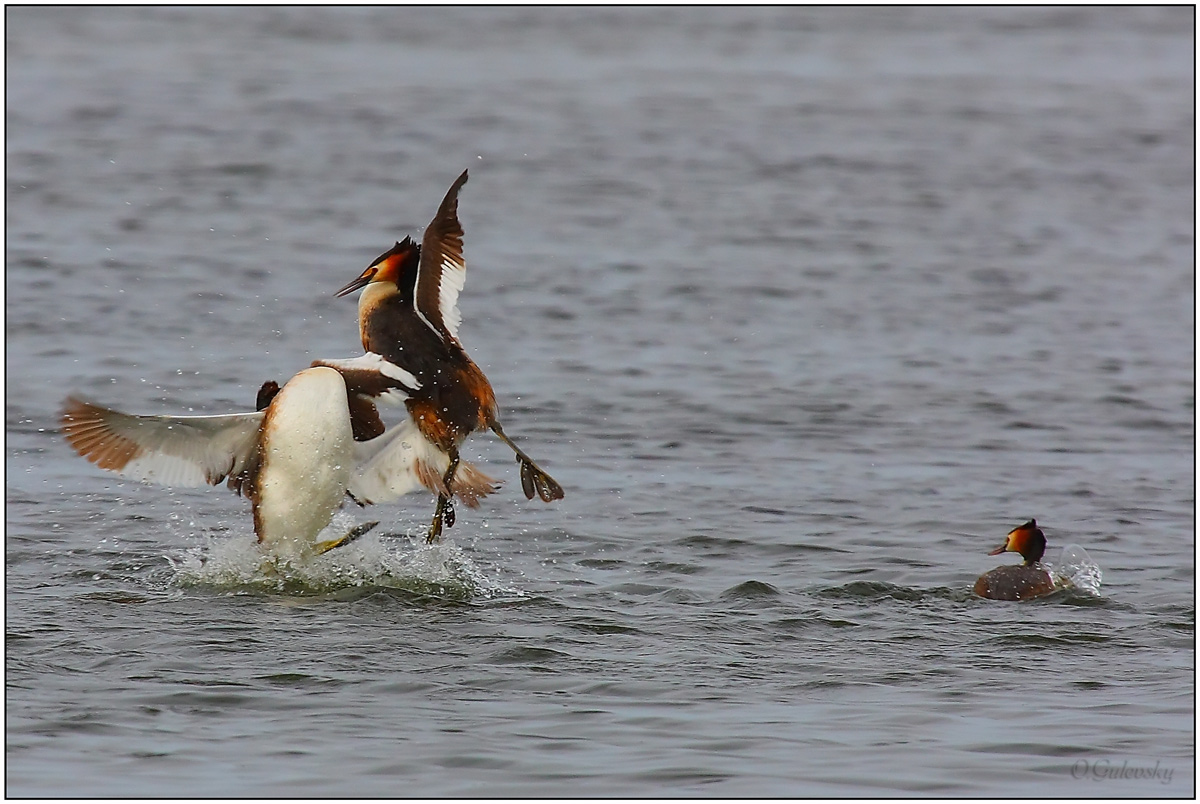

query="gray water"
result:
[6,7,1194,797]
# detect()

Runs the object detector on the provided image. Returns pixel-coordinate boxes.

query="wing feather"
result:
[349,414,498,507]
[61,396,263,487]
[311,354,419,407]
[416,169,469,341]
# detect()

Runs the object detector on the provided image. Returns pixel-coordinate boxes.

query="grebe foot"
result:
[426,495,455,543]
[519,459,565,502]
[314,520,380,555]
[490,421,564,502]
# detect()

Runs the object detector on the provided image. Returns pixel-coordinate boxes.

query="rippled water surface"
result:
[7,7,1194,796]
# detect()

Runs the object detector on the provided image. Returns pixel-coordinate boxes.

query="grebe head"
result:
[988,519,1046,565]
[335,237,420,298]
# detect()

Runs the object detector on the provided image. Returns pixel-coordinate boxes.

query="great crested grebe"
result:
[60,364,495,557]
[973,519,1057,601]
[321,169,563,542]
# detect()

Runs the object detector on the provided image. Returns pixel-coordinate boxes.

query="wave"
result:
[167,515,526,602]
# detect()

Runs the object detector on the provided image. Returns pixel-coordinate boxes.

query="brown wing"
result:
[415,169,469,340]
[310,354,419,401]
[346,394,385,442]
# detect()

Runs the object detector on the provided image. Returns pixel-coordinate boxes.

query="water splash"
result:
[1047,543,1103,595]
[166,515,526,601]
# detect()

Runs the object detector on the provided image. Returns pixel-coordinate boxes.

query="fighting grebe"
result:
[323,169,563,542]
[60,365,491,557]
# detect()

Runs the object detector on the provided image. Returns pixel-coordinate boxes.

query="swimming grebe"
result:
[322,169,563,542]
[973,519,1057,601]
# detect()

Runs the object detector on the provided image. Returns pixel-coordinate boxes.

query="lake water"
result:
[6,7,1194,796]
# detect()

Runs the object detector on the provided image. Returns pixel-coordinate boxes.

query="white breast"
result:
[254,367,354,557]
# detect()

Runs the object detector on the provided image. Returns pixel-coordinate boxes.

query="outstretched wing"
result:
[415,169,469,341]
[61,396,263,487]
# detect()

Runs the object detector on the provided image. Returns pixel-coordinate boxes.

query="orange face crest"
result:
[988,519,1046,564]
[335,238,420,298]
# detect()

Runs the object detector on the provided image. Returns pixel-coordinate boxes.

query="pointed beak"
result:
[335,270,374,298]
[988,541,1009,556]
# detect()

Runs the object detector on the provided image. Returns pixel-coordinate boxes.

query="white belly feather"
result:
[254,367,354,556]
